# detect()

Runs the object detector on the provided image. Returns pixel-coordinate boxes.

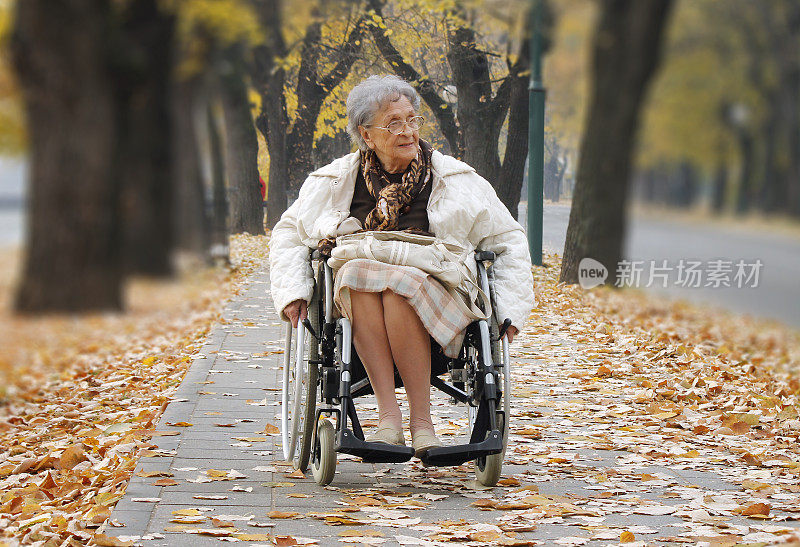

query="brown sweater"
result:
[348,169,431,232]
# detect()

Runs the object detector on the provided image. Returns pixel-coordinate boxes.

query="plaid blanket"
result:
[334,259,470,358]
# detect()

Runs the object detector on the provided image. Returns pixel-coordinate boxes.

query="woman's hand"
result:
[284,299,308,328]
[504,325,519,344]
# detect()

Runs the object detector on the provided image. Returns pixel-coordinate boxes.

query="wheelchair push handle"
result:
[497,318,513,341]
[302,318,319,340]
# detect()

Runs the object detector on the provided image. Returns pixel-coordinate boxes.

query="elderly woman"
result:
[270,75,534,458]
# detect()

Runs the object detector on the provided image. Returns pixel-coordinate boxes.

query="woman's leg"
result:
[381,290,435,435]
[349,290,402,430]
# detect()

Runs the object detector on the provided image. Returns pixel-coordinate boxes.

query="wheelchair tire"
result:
[282,323,312,463]
[475,412,505,486]
[311,418,336,486]
[474,320,511,487]
[294,282,322,472]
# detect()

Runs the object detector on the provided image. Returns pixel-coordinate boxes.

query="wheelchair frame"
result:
[281,250,512,486]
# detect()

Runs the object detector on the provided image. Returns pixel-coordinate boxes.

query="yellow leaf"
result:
[93,534,133,547]
[263,423,280,434]
[172,509,202,516]
[268,511,300,519]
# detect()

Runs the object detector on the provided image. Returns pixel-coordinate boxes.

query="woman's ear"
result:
[358,126,375,150]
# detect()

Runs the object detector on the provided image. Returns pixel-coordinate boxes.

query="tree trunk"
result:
[252,0,293,228]
[219,43,265,235]
[447,25,503,186]
[756,98,781,213]
[497,59,531,219]
[114,0,176,277]
[368,0,463,158]
[710,163,727,213]
[560,0,673,286]
[207,103,230,264]
[285,15,364,200]
[11,0,123,312]
[314,131,351,168]
[734,129,755,214]
[172,75,209,254]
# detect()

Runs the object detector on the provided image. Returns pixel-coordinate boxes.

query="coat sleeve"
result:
[269,184,317,322]
[467,180,535,331]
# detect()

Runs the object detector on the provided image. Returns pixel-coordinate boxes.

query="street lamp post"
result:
[527,0,545,266]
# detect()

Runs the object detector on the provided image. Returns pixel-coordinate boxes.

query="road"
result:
[0,157,26,247]
[520,202,800,328]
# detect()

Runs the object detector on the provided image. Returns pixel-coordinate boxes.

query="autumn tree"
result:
[251,0,365,228]
[177,0,266,238]
[560,0,674,286]
[0,2,24,155]
[367,0,544,217]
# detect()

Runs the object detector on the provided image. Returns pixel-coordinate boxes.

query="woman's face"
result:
[359,95,419,173]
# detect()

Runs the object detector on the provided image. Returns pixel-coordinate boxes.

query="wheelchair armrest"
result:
[474,250,496,262]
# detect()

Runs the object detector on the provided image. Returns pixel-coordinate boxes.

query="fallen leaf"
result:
[268,511,301,519]
[93,533,133,547]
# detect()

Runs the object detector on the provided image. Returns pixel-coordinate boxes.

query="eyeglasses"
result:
[369,116,425,135]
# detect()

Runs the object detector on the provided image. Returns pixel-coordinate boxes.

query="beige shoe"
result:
[411,429,442,458]
[366,425,406,446]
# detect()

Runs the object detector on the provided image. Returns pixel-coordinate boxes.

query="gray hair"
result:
[346,75,421,151]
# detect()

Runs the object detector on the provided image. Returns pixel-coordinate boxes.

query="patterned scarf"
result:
[361,138,433,231]
[317,140,433,256]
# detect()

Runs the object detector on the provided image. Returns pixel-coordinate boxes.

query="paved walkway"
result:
[107,264,800,546]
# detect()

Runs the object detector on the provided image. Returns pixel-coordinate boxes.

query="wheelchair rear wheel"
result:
[281,307,320,471]
[293,283,322,472]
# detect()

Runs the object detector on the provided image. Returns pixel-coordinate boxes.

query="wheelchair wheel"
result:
[311,418,336,486]
[474,322,511,487]
[475,412,505,486]
[281,323,317,470]
[293,282,322,472]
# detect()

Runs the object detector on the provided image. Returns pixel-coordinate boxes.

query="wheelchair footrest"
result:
[335,429,415,463]
[420,430,503,467]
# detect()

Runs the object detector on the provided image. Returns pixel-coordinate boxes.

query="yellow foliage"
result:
[637,0,761,171]
[169,0,264,47]
[0,0,26,154]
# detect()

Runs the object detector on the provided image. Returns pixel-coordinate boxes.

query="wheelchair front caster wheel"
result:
[475,448,503,486]
[312,418,336,485]
[475,414,505,486]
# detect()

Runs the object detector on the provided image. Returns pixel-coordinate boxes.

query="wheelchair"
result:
[280,249,512,486]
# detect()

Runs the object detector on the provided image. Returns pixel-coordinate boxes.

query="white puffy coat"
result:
[269,150,535,331]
